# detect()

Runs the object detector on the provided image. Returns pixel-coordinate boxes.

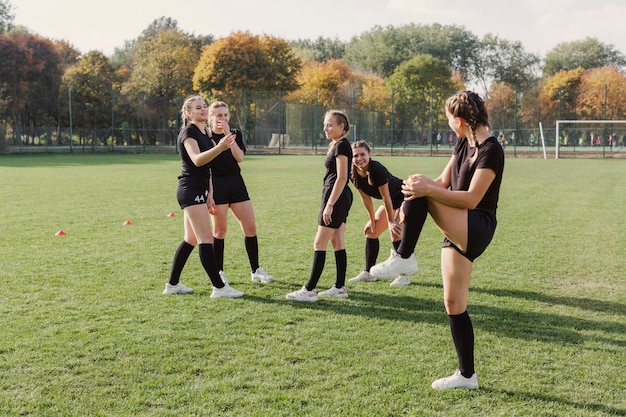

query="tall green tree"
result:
[478,34,540,94]
[543,37,626,77]
[61,51,116,130]
[387,54,460,140]
[122,27,201,143]
[343,23,481,83]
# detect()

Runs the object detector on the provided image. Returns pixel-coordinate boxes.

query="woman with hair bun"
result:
[371,91,505,389]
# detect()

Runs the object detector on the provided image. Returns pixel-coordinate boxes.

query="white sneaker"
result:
[431,369,478,390]
[370,250,418,279]
[285,286,318,302]
[318,286,348,298]
[348,270,377,282]
[390,275,411,286]
[162,283,193,294]
[251,267,274,283]
[219,270,229,285]
[210,283,244,298]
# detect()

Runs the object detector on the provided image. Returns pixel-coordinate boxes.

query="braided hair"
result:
[445,91,489,165]
[445,90,489,141]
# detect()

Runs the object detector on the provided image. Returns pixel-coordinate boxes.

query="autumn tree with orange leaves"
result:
[193,31,301,100]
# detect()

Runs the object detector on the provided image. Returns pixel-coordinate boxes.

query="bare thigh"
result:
[230,200,257,236]
[184,204,214,244]
[427,199,468,251]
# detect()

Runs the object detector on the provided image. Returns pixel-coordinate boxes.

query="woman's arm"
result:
[322,153,349,225]
[326,154,349,206]
[357,188,376,224]
[378,183,395,223]
[183,134,235,167]
[403,167,496,210]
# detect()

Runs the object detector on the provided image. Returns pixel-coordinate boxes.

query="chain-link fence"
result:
[2,89,625,158]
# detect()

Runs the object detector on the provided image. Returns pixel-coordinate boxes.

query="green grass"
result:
[0,153,624,417]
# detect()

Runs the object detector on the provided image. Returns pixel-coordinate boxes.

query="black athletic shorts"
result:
[318,185,353,229]
[442,209,496,262]
[212,174,250,205]
[177,180,209,209]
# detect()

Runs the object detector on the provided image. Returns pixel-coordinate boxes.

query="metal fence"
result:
[2,89,626,158]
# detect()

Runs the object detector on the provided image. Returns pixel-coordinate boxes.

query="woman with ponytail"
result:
[286,110,353,302]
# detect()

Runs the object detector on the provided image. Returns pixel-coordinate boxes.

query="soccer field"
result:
[0,153,624,416]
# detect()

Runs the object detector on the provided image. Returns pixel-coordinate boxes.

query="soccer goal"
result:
[555,120,626,158]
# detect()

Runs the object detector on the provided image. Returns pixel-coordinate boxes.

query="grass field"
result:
[0,153,624,417]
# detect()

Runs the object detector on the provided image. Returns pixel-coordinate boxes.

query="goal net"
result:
[555,120,626,158]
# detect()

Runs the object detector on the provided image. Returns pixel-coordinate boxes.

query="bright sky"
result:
[9,0,626,58]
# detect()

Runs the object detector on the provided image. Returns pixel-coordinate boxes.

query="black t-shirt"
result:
[177,123,213,185]
[209,129,246,177]
[352,160,404,209]
[451,136,504,213]
[324,138,352,188]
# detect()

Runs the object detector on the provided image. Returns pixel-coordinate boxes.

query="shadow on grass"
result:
[243,282,626,348]
[472,286,626,316]
[482,387,626,416]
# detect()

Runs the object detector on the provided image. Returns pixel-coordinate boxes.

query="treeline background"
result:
[1,0,625,153]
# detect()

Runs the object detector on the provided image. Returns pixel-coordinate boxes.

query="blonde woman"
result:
[207,101,274,285]
[163,95,244,298]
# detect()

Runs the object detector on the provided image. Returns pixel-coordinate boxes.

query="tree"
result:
[543,37,626,77]
[477,34,540,95]
[486,82,516,132]
[61,51,116,131]
[577,66,626,120]
[0,33,62,134]
[352,72,390,112]
[193,31,301,99]
[343,23,481,82]
[284,59,351,107]
[0,0,14,34]
[540,67,585,124]
[122,28,201,143]
[288,36,345,62]
[387,54,460,141]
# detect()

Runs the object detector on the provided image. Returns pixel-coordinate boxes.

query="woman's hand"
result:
[323,204,333,226]
[207,196,216,215]
[364,220,375,236]
[217,132,236,150]
[401,174,430,200]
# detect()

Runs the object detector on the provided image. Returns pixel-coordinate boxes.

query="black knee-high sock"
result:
[168,241,195,285]
[198,243,224,288]
[365,238,379,271]
[245,235,259,272]
[213,238,225,271]
[305,251,326,291]
[449,311,475,378]
[398,197,428,258]
[334,249,347,288]
[392,240,401,251]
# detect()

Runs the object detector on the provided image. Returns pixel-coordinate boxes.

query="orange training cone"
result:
[167,212,176,217]
[123,220,133,225]
[55,230,67,236]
